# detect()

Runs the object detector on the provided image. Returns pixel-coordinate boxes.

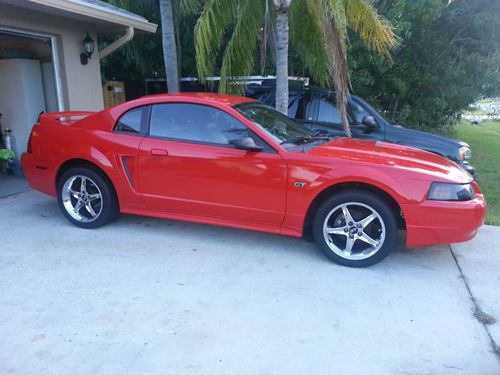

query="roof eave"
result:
[26,0,158,33]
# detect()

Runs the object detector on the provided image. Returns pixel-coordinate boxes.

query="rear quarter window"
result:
[114,106,149,134]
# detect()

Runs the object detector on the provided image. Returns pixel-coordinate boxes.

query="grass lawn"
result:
[457,120,500,225]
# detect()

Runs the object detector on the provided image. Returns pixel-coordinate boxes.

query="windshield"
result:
[233,103,315,145]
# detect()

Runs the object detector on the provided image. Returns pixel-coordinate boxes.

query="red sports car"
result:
[22,93,486,267]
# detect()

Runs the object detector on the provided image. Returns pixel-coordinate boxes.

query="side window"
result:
[114,107,147,134]
[348,101,371,125]
[317,96,341,124]
[305,96,316,121]
[149,103,257,146]
[260,92,275,107]
[287,95,302,118]
[294,93,310,121]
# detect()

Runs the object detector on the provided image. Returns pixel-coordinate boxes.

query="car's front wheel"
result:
[57,167,118,228]
[313,190,397,267]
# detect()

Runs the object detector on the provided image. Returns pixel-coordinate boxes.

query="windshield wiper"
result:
[280,130,332,145]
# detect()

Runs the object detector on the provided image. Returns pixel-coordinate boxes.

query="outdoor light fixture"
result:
[80,32,95,65]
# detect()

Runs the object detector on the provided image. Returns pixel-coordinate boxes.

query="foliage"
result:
[99,1,161,98]
[457,120,500,225]
[100,0,499,136]
[100,0,200,98]
[193,0,398,89]
[194,0,396,135]
[348,0,500,133]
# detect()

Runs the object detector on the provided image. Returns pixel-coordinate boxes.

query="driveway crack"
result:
[449,244,500,359]
[0,189,32,200]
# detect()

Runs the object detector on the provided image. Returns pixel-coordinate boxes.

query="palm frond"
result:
[260,0,276,74]
[179,0,201,16]
[321,0,348,48]
[194,0,238,81]
[343,0,398,58]
[314,0,351,136]
[289,0,330,86]
[219,0,266,94]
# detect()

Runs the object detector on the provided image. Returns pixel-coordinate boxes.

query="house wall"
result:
[41,62,58,113]
[0,4,104,112]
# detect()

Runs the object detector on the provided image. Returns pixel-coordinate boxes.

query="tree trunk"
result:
[390,96,400,122]
[159,0,179,93]
[274,0,291,114]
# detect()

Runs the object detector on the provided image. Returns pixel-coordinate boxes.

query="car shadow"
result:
[22,191,450,270]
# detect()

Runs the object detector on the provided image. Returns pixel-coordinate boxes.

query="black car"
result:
[248,86,475,176]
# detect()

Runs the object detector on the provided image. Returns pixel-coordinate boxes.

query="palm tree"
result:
[274,0,292,114]
[106,0,200,94]
[159,0,201,93]
[194,0,397,137]
[159,0,180,93]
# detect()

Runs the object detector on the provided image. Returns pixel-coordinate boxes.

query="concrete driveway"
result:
[1,190,499,374]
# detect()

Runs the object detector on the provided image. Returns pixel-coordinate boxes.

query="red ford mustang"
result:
[22,93,486,267]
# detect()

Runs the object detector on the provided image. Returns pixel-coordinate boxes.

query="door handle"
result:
[151,149,168,156]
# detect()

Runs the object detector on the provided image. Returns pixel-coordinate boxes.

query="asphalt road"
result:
[1,190,499,374]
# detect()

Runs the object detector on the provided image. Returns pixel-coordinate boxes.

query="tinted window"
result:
[234,103,312,145]
[348,101,371,125]
[251,92,305,119]
[287,95,302,118]
[317,96,341,124]
[150,103,251,146]
[305,97,315,121]
[115,107,146,134]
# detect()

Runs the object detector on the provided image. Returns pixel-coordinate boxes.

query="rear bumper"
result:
[403,194,486,248]
[21,153,57,196]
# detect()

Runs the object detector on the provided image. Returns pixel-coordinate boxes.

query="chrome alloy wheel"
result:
[322,202,386,260]
[61,175,103,223]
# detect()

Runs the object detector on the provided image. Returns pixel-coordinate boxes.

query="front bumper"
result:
[402,193,486,248]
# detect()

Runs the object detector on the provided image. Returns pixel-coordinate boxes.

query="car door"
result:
[137,102,287,225]
[347,99,384,140]
[309,94,384,140]
[308,93,346,137]
[290,92,318,133]
[256,90,311,120]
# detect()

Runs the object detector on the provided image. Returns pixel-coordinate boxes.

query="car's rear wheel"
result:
[312,190,397,267]
[57,167,118,228]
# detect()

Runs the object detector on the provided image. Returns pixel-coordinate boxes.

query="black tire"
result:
[57,167,118,228]
[312,189,397,267]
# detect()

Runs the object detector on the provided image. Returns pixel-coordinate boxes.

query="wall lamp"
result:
[80,32,95,65]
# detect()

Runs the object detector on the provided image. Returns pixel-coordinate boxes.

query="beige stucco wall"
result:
[0,4,104,111]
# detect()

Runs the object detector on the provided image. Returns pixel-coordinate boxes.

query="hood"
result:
[307,137,472,183]
[388,125,469,160]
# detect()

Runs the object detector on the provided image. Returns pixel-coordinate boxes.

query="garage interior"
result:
[0,29,60,193]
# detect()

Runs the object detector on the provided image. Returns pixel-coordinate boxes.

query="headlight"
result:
[428,182,475,201]
[459,146,471,161]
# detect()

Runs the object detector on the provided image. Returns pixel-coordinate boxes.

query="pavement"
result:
[1,189,499,375]
[0,174,30,198]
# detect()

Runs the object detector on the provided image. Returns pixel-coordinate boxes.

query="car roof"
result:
[142,92,257,106]
[247,84,362,100]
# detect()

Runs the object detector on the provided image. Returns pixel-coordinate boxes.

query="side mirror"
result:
[233,136,263,152]
[362,116,377,128]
